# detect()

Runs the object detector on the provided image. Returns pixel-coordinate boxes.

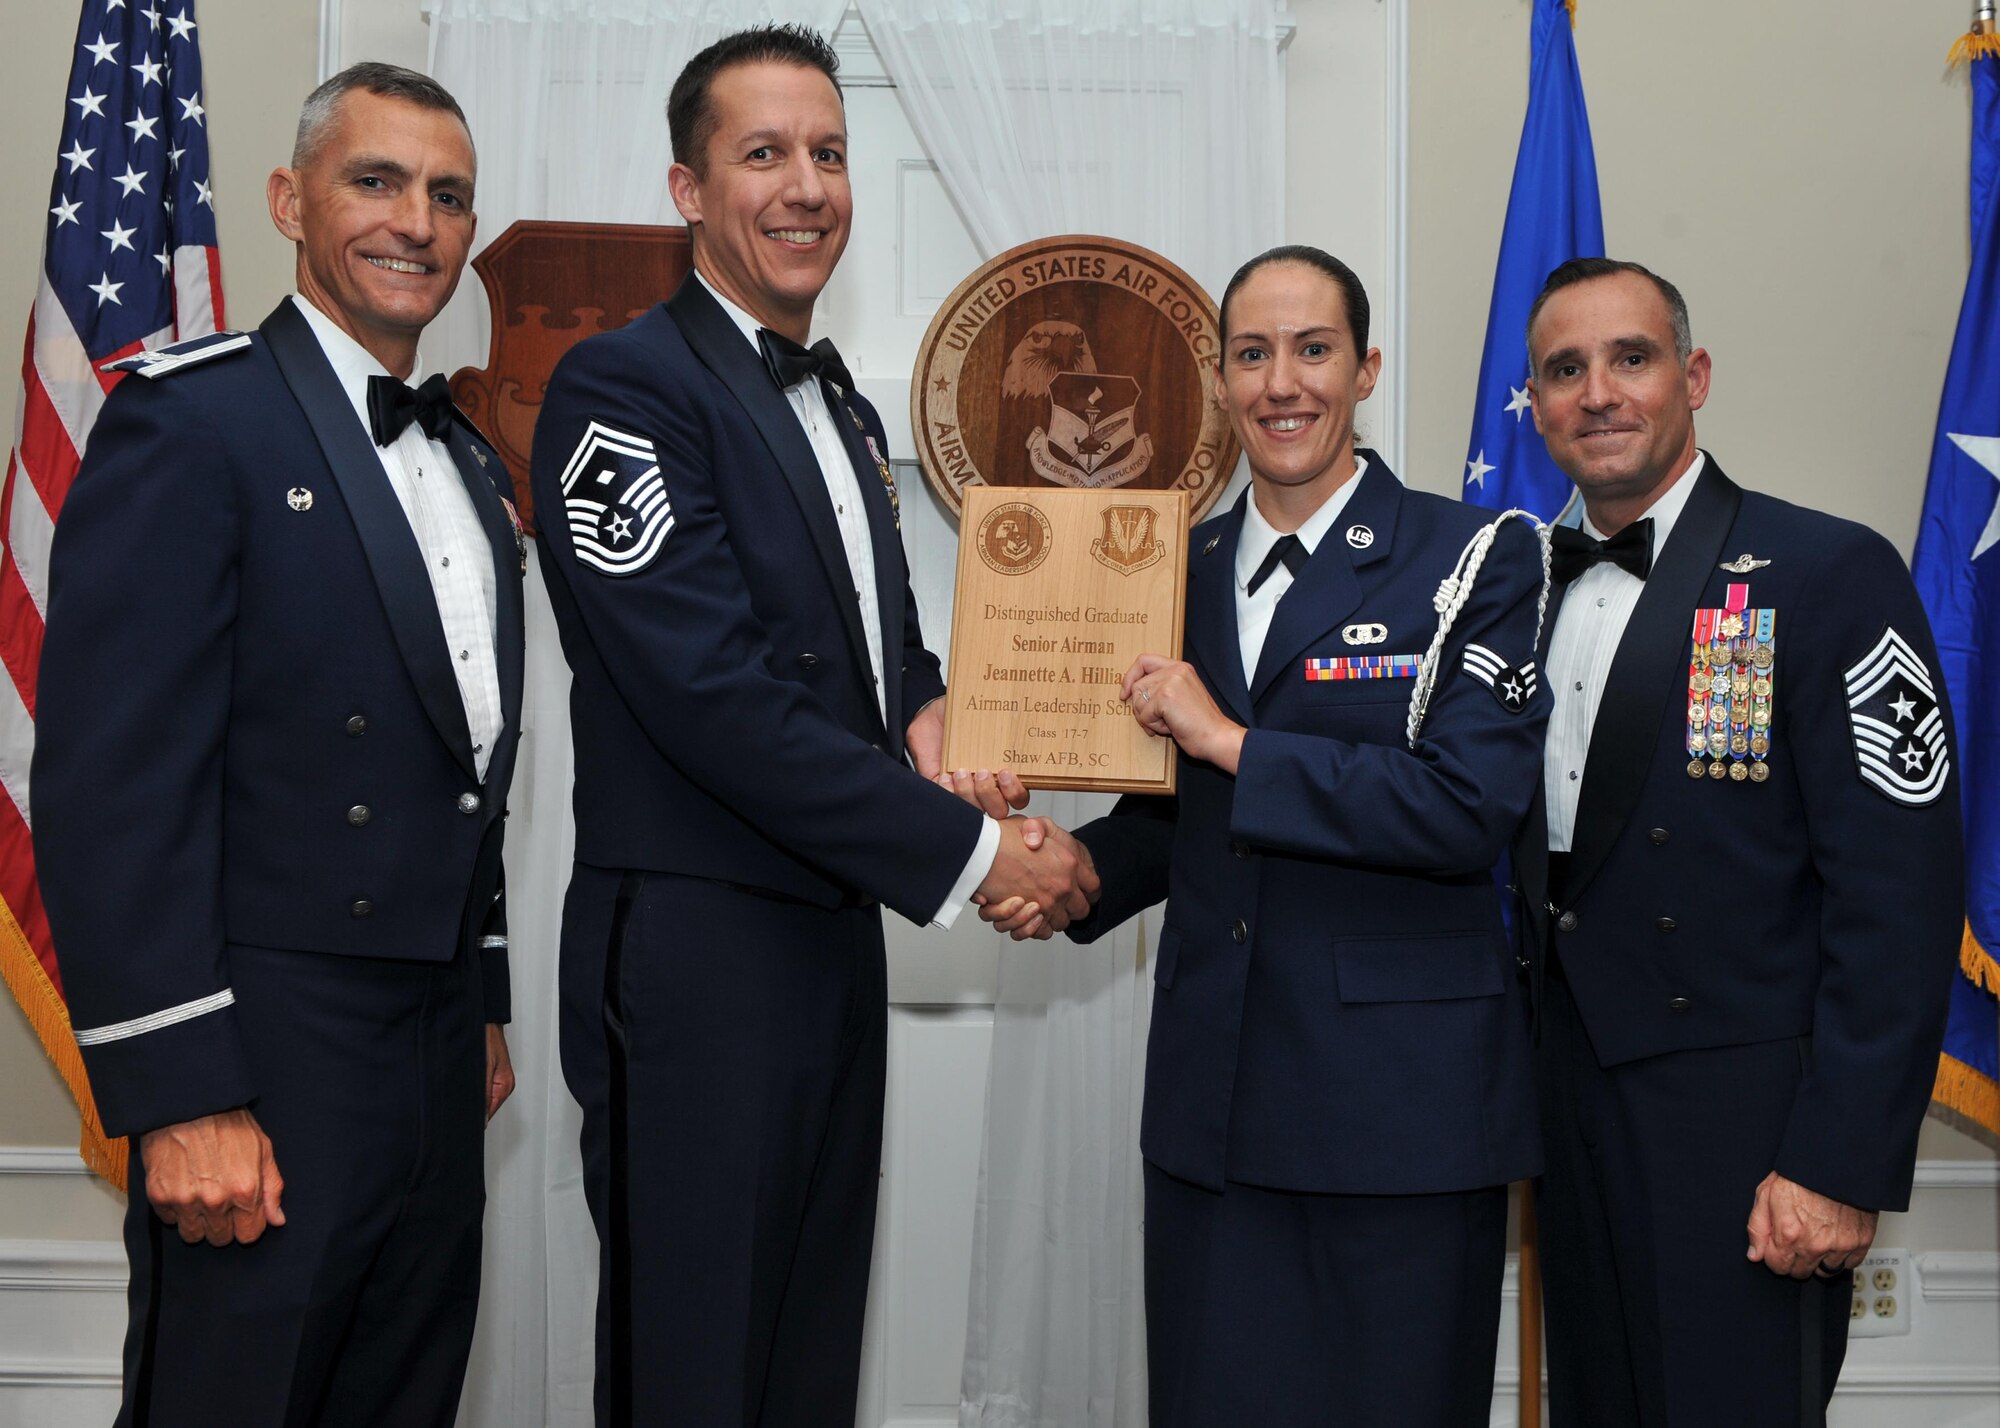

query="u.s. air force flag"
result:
[1915,39,2000,1142]
[1462,0,1604,519]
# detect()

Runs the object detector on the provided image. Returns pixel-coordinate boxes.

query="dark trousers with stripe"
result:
[1143,1160,1509,1428]
[559,863,887,1428]
[1536,970,1851,1428]
[117,943,486,1428]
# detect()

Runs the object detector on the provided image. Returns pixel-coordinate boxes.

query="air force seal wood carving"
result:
[560,420,674,577]
[1844,625,1950,807]
[912,236,1237,522]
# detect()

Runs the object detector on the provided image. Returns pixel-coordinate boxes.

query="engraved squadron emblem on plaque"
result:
[1090,504,1167,576]
[975,501,1053,576]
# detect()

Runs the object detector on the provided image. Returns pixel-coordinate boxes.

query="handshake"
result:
[934,767,1100,941]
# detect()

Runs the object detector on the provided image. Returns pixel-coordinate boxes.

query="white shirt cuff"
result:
[931,815,1002,929]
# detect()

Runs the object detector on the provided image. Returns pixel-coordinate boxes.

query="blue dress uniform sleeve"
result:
[532,334,982,922]
[31,377,255,1138]
[477,863,510,1024]
[1770,526,1962,1213]
[1231,517,1552,872]
[1068,792,1179,943]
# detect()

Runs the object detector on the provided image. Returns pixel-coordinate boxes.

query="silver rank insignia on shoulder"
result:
[1461,643,1536,712]
[1720,553,1771,573]
[1342,622,1387,646]
[287,487,313,512]
[1844,625,1949,806]
[102,330,252,380]
[560,420,673,577]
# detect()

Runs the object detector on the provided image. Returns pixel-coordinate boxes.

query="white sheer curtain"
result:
[856,4,1287,1422]
[418,4,841,1424]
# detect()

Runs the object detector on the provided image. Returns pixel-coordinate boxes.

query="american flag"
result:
[1,0,223,1185]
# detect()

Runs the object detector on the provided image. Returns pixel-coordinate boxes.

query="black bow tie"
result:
[1551,518,1654,584]
[758,329,853,395]
[1246,533,1309,595]
[367,372,456,447]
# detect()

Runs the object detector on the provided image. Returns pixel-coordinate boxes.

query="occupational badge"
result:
[559,420,673,577]
[286,487,313,512]
[1844,625,1950,807]
[1461,643,1538,712]
[1342,623,1389,646]
[1684,584,1778,781]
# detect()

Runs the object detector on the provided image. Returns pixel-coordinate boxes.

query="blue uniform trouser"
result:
[559,862,887,1428]
[117,942,486,1428]
[1536,969,1851,1428]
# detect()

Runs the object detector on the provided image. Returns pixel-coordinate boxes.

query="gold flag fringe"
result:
[1950,30,2000,64]
[1564,0,1578,28]
[1932,1054,2000,1146]
[1963,921,2000,996]
[0,897,126,1189]
[1929,922,2000,1146]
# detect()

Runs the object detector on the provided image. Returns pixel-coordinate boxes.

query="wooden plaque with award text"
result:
[943,487,1187,794]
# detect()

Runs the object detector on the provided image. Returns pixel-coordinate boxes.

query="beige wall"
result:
[1402,0,1973,557]
[0,0,318,1152]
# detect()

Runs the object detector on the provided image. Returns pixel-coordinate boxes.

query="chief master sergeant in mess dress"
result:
[989,245,1555,1427]
[528,24,1095,1427]
[32,63,524,1428]
[1512,257,1963,1427]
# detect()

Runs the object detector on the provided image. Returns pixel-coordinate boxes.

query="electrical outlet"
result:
[1847,1247,1914,1338]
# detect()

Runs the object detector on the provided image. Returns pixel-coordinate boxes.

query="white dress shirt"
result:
[697,276,997,927]
[1542,451,1707,851]
[291,295,503,781]
[1233,456,1369,681]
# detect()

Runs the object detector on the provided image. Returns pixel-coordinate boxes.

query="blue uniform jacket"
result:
[530,275,981,918]
[33,300,526,1138]
[1512,457,1964,1213]
[1071,456,1550,1195]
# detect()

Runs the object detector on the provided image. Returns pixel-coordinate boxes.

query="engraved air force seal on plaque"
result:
[913,236,1239,523]
[976,501,1054,576]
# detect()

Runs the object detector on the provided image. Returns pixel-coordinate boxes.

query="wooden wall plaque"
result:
[943,486,1187,794]
[911,235,1237,525]
[448,220,693,533]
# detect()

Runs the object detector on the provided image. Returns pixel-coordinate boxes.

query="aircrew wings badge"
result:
[1844,625,1949,807]
[560,421,673,577]
[1462,643,1537,712]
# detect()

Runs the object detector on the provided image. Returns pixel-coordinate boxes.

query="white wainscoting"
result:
[1,1147,1995,1427]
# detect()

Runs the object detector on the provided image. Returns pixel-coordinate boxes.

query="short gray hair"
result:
[1527,257,1693,366]
[293,62,471,168]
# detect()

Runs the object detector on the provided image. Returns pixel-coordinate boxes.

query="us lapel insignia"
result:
[1345,524,1375,549]
[1684,587,1778,782]
[1342,622,1388,646]
[1461,643,1537,712]
[1720,553,1771,573]
[287,487,313,512]
[1843,625,1949,806]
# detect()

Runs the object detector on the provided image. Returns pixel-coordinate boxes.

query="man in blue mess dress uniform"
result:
[1514,257,1963,1427]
